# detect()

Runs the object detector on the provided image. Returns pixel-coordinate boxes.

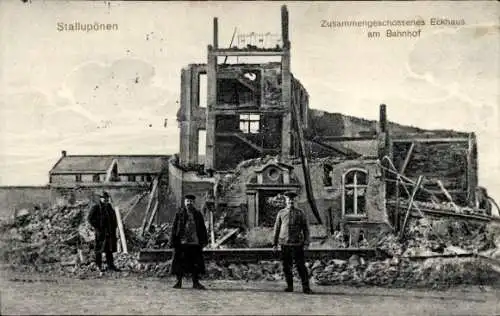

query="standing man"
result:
[273,191,312,294]
[170,194,209,290]
[88,191,121,272]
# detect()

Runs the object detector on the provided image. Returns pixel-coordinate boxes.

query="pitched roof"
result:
[50,155,170,174]
[114,156,169,174]
[50,156,114,173]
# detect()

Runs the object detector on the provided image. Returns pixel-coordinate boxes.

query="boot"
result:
[173,276,182,289]
[302,285,313,294]
[192,274,206,290]
[106,252,121,272]
[284,275,293,292]
[95,252,105,272]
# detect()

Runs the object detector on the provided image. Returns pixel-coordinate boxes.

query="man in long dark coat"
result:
[170,194,208,290]
[88,191,121,272]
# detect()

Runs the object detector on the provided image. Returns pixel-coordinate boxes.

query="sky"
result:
[0,1,499,201]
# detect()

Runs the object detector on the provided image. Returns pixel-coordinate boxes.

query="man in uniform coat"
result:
[273,191,312,294]
[170,194,209,290]
[88,191,121,272]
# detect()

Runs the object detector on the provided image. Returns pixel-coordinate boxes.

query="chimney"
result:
[281,5,289,48]
[379,104,387,133]
[213,17,218,49]
[62,150,67,157]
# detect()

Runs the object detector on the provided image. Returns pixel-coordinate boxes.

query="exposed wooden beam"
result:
[141,178,159,236]
[144,200,159,234]
[399,142,415,175]
[213,49,284,57]
[313,136,377,142]
[436,179,461,213]
[212,228,240,248]
[392,137,469,143]
[216,132,264,152]
[213,108,285,115]
[399,175,424,240]
[466,133,478,206]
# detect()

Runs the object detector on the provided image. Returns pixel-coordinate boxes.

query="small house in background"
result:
[49,151,170,188]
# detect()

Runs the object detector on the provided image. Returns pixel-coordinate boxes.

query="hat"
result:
[184,194,196,200]
[99,191,110,198]
[283,191,298,198]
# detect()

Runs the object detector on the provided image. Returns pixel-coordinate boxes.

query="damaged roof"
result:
[305,140,361,159]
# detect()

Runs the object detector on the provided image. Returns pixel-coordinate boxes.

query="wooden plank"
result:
[399,176,424,240]
[213,228,240,248]
[114,206,128,254]
[379,158,442,203]
[387,200,500,223]
[392,137,469,143]
[223,27,237,64]
[313,136,377,142]
[213,109,285,115]
[144,200,159,235]
[399,142,415,175]
[395,180,400,231]
[404,253,475,260]
[466,133,478,206]
[212,49,284,57]
[290,87,322,224]
[436,180,461,213]
[140,177,159,235]
[209,210,215,248]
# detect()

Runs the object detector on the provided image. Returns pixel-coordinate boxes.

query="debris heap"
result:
[1,193,500,288]
[0,200,154,278]
[0,202,89,266]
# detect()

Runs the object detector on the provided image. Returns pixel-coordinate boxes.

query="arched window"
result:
[342,168,368,217]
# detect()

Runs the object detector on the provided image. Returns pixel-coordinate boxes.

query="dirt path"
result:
[1,272,499,315]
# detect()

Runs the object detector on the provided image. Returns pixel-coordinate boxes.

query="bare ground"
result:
[1,271,499,315]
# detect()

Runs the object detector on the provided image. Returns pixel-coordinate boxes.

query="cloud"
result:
[406,25,499,108]
[0,91,52,134]
[63,58,173,121]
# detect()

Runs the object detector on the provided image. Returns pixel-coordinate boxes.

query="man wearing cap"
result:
[88,191,121,272]
[273,191,312,294]
[170,194,209,290]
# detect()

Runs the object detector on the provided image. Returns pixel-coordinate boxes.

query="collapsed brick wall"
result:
[307,109,468,139]
[391,141,469,204]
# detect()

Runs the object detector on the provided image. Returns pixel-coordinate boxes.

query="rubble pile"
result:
[403,217,492,256]
[1,193,499,289]
[313,256,500,289]
[202,255,498,289]
[0,201,90,266]
[141,223,171,249]
[0,200,154,276]
[317,231,352,249]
